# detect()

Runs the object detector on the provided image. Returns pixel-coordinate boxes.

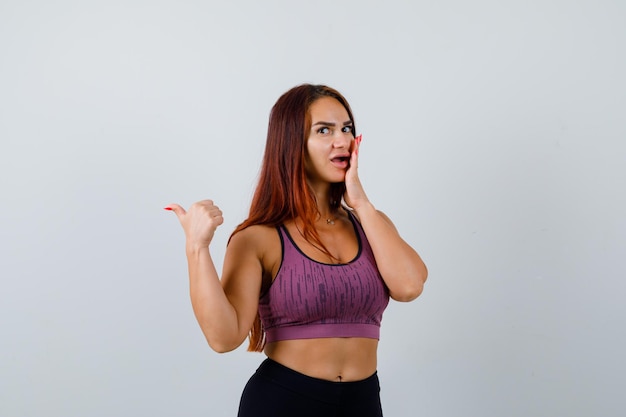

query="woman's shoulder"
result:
[230,224,278,246]
[229,224,282,277]
[229,224,281,258]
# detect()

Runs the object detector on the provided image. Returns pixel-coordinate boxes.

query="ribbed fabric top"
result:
[258,212,389,343]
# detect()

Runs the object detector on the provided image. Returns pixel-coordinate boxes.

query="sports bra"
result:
[258,211,390,343]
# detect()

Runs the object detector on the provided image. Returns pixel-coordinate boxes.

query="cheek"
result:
[305,141,322,160]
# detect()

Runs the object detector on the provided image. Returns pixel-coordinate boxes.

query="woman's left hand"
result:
[343,135,370,210]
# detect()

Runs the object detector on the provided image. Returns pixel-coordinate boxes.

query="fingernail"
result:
[164,207,172,211]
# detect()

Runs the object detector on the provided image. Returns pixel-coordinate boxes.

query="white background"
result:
[1,1,625,416]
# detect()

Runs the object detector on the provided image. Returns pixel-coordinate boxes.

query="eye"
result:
[317,127,330,134]
[342,125,353,134]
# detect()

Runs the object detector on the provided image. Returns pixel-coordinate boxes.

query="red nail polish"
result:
[164,207,172,211]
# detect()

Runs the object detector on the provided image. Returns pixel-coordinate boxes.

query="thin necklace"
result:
[325,208,339,225]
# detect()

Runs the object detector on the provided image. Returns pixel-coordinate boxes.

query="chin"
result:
[329,174,346,183]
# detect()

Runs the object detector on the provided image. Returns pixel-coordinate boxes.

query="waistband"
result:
[255,358,379,404]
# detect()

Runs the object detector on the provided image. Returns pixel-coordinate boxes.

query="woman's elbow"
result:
[390,282,423,302]
[202,330,245,353]
[207,338,240,354]
[390,270,427,302]
[207,338,231,353]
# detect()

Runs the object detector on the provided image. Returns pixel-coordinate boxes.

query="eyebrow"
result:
[312,120,353,127]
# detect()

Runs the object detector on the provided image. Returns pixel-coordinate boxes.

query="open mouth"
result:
[330,155,350,169]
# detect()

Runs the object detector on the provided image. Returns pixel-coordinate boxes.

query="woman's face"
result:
[304,96,355,186]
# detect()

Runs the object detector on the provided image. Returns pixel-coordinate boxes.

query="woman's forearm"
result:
[353,203,428,302]
[185,244,243,352]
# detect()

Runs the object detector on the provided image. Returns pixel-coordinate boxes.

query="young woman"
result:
[166,84,428,416]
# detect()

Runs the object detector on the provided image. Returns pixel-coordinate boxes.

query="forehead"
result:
[308,96,350,121]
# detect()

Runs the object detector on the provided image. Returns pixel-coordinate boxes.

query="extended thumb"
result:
[164,203,186,218]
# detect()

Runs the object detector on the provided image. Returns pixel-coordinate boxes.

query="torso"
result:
[255,210,380,382]
[264,338,378,382]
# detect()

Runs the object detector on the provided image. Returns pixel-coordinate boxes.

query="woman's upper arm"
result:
[219,226,266,346]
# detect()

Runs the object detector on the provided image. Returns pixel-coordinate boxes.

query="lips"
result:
[330,154,350,169]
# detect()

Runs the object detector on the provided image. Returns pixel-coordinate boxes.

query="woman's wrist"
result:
[186,241,209,255]
[352,201,376,218]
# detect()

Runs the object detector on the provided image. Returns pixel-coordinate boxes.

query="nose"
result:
[332,130,352,149]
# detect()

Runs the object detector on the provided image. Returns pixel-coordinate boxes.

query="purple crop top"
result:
[258,211,390,343]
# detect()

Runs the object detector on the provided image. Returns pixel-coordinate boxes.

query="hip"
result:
[238,358,383,417]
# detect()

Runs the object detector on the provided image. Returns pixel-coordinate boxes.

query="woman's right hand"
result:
[165,200,224,248]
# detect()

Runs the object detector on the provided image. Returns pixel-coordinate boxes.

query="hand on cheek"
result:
[349,134,362,170]
[344,134,370,209]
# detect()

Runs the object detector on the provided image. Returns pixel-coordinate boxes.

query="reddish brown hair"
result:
[230,84,356,352]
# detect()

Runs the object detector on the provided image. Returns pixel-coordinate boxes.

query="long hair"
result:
[230,84,356,352]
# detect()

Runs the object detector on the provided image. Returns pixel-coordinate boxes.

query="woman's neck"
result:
[307,181,336,219]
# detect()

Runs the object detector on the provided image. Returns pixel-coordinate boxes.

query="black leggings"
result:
[237,358,383,417]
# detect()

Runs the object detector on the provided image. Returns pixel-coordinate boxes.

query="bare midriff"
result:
[264,337,378,382]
